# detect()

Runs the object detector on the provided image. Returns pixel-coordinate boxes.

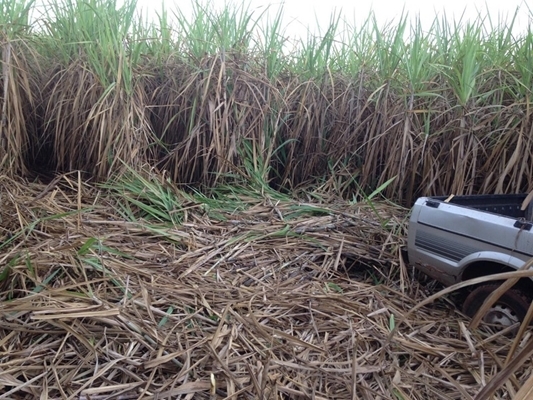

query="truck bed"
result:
[427,194,529,219]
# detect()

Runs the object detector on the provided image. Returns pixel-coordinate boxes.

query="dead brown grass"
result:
[0,38,39,177]
[0,174,531,399]
[3,45,532,205]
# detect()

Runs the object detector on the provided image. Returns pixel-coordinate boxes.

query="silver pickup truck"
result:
[407,194,533,327]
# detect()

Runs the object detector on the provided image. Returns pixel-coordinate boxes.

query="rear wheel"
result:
[462,284,531,327]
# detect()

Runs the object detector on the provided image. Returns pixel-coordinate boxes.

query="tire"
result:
[462,284,532,327]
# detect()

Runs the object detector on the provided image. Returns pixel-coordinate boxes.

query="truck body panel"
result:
[407,194,533,286]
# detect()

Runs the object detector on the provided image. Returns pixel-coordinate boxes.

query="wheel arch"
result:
[460,257,533,295]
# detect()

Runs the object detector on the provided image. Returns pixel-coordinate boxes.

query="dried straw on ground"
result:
[0,174,531,399]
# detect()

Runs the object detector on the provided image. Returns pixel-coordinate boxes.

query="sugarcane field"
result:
[1,0,533,398]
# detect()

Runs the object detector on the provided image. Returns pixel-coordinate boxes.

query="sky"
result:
[135,0,532,38]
